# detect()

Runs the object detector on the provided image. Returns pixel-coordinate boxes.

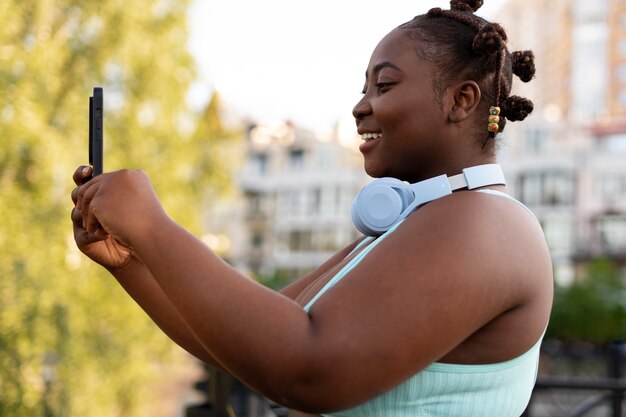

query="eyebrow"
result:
[365,61,402,79]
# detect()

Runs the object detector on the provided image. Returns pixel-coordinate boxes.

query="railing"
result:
[523,341,626,417]
[186,342,625,417]
[185,365,285,417]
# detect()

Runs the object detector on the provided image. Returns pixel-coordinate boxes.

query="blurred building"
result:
[495,0,626,284]
[206,0,626,285]
[228,121,368,280]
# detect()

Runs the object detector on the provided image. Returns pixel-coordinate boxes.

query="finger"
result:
[84,208,101,235]
[80,185,100,233]
[71,207,83,225]
[73,165,93,186]
[93,225,110,241]
[71,186,80,204]
[74,223,107,246]
[72,207,107,246]
[76,175,98,210]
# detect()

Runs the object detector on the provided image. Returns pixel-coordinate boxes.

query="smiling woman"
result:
[72,1,550,416]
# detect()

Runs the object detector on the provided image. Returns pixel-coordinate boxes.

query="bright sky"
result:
[187,0,506,134]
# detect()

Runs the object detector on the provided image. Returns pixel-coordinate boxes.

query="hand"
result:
[71,166,167,268]
[71,166,130,269]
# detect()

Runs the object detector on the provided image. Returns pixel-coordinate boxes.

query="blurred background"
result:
[0,0,625,416]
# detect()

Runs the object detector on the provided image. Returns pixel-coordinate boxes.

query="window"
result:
[600,133,626,152]
[308,188,321,215]
[597,173,626,201]
[618,39,626,56]
[518,171,576,206]
[335,185,343,213]
[617,64,626,82]
[524,128,549,154]
[594,215,626,253]
[618,89,626,107]
[573,0,608,24]
[288,230,312,251]
[288,190,303,216]
[251,152,268,175]
[251,232,264,248]
[289,148,304,171]
[247,193,264,215]
[541,215,574,255]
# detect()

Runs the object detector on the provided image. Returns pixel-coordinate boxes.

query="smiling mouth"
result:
[361,132,382,142]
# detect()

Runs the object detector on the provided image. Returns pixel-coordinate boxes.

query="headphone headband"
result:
[447,164,506,191]
[352,164,506,236]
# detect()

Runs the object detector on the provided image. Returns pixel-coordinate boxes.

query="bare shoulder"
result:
[387,188,553,356]
[429,189,551,281]
[394,188,553,306]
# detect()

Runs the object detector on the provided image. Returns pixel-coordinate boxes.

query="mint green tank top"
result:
[303,190,544,417]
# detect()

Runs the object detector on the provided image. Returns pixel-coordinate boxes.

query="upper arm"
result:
[285,192,547,411]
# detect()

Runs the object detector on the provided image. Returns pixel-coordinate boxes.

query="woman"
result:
[71,1,553,415]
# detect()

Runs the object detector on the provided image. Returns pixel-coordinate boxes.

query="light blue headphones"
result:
[351,164,506,236]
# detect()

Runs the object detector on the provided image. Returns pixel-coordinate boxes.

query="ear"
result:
[447,81,481,123]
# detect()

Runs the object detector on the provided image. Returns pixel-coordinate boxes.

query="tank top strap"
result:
[474,189,539,224]
[303,219,405,312]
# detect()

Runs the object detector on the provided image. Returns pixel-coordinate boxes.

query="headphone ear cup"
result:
[352,178,414,236]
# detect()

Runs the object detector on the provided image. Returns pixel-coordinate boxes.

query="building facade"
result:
[496,0,626,284]
[231,122,368,281]
[209,0,626,285]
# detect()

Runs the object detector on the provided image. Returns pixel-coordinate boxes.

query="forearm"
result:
[107,256,228,371]
[131,217,317,405]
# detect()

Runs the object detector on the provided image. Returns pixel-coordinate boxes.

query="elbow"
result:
[272,383,346,414]
[262,362,361,414]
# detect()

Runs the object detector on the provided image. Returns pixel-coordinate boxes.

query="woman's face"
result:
[353,28,449,183]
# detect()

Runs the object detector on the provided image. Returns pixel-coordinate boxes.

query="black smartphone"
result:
[89,87,104,176]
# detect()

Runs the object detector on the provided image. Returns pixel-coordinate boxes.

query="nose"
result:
[352,95,372,121]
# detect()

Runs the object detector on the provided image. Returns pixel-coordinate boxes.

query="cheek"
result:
[386,107,423,139]
[372,94,434,138]
[374,101,410,131]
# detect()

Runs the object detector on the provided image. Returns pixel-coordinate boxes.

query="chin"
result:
[363,164,384,179]
[364,163,399,180]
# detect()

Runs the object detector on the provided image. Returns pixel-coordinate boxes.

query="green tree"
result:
[0,1,239,416]
[547,258,626,344]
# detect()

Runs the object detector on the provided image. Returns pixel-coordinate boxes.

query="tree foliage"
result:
[547,258,626,345]
[0,1,238,416]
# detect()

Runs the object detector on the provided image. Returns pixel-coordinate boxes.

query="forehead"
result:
[366,28,429,75]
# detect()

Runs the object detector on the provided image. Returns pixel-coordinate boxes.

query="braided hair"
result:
[399,0,535,148]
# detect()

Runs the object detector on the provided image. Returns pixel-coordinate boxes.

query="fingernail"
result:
[82,167,91,176]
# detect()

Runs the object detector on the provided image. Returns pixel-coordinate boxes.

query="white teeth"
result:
[360,132,383,141]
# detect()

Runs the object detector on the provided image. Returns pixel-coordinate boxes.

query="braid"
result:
[401,0,536,148]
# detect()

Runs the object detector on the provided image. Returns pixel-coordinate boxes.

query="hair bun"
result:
[512,50,536,82]
[427,7,445,17]
[501,95,534,122]
[472,23,508,56]
[450,0,484,12]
